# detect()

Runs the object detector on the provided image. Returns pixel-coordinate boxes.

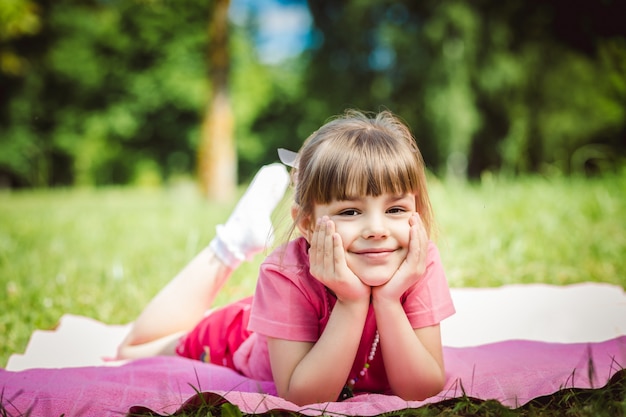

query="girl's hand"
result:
[373,213,428,301]
[309,216,370,303]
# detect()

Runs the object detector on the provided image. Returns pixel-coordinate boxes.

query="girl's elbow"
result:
[398,373,446,402]
[277,382,341,406]
[116,341,133,360]
[280,391,337,406]
[422,377,446,400]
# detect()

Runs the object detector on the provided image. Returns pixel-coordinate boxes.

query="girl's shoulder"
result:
[425,240,442,263]
[262,236,310,270]
[258,237,330,305]
[252,237,329,334]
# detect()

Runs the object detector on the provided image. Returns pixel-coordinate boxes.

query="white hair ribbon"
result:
[277,148,299,168]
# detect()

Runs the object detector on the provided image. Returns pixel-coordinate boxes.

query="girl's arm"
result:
[371,297,445,400]
[267,297,369,405]
[268,216,371,405]
[371,213,445,400]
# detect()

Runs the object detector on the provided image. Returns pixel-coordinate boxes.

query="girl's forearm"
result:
[282,299,369,405]
[372,296,446,401]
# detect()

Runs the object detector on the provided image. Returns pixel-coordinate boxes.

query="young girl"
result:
[117,110,455,405]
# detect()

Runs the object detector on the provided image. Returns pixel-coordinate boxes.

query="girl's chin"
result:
[358,275,392,287]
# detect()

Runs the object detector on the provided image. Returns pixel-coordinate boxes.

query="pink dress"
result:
[177,237,455,394]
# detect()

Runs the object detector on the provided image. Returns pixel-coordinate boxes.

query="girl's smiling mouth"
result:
[351,248,398,260]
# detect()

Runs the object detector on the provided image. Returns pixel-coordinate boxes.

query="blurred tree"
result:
[228,2,312,182]
[467,0,626,176]
[198,0,235,202]
[0,0,42,187]
[1,0,625,188]
[0,0,41,76]
[0,0,213,187]
[299,0,626,178]
[0,0,293,189]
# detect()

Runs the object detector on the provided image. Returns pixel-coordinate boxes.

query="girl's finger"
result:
[323,218,335,275]
[406,214,420,264]
[332,230,345,272]
[403,213,428,277]
[314,217,325,263]
[309,217,324,276]
[412,213,429,273]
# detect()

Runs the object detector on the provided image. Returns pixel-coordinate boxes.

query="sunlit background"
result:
[1,0,625,193]
[1,0,625,370]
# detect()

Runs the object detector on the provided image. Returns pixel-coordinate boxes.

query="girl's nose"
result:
[362,214,389,239]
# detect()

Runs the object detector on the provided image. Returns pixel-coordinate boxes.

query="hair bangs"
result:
[308,129,421,204]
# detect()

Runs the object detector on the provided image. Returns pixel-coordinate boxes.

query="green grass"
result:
[0,183,274,367]
[1,173,625,416]
[126,368,626,417]
[431,174,626,288]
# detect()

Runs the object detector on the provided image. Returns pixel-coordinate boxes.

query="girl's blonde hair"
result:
[291,109,435,238]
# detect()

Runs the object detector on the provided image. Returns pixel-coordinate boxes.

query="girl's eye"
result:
[387,207,407,214]
[339,209,360,216]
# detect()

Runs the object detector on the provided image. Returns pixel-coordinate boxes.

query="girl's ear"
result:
[291,204,312,241]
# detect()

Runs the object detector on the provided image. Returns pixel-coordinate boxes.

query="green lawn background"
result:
[1,173,625,367]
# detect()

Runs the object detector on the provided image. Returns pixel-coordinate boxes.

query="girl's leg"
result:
[117,163,289,359]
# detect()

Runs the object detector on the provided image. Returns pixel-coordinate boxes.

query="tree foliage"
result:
[0,0,624,188]
[1,0,212,187]
[301,0,626,178]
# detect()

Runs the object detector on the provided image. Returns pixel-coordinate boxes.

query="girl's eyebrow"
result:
[387,194,413,202]
[337,194,412,204]
[336,195,363,203]
[334,200,361,206]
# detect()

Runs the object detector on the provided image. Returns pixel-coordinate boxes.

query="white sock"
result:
[210,163,290,268]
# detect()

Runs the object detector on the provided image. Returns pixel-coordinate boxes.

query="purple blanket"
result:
[2,337,624,417]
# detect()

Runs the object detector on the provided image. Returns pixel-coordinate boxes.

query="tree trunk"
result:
[197,0,235,202]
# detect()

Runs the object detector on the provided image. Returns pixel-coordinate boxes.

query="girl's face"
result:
[309,192,416,286]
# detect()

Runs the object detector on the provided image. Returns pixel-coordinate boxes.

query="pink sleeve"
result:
[402,241,456,328]
[248,241,327,342]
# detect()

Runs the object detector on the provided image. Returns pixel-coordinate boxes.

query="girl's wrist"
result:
[371,287,402,307]
[332,281,371,305]
[335,293,370,312]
